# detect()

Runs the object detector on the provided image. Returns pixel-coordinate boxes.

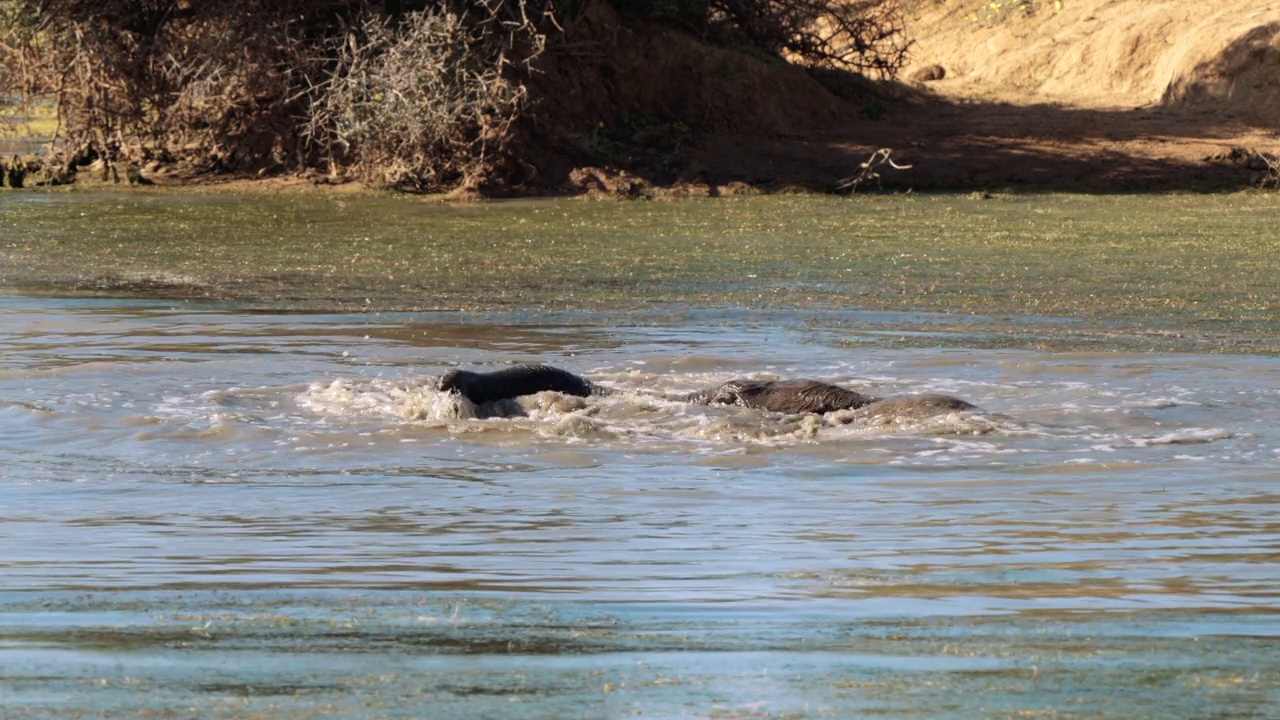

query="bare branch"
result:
[835,147,911,193]
[710,0,912,79]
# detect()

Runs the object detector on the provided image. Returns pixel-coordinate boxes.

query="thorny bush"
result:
[0,0,910,191]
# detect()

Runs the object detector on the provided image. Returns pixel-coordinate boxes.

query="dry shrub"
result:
[609,0,911,77]
[709,0,911,78]
[0,0,909,191]
[0,1,333,172]
[305,4,545,190]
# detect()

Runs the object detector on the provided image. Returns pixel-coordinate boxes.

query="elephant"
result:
[437,365,977,418]
[682,379,877,414]
[439,364,606,405]
[685,378,976,416]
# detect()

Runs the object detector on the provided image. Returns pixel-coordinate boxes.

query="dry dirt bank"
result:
[85,0,1280,195]
[687,0,1280,193]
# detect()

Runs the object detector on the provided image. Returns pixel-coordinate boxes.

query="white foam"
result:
[1133,428,1232,447]
[1122,397,1187,409]
[296,378,467,422]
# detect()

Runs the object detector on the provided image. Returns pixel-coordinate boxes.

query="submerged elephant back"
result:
[691,379,876,414]
[859,393,977,418]
[442,365,597,405]
[742,380,876,414]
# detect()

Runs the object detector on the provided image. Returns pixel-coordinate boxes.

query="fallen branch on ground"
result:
[1211,147,1280,189]
[835,147,911,193]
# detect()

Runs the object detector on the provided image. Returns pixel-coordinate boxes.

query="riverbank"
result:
[5,0,1278,196]
[619,0,1280,194]
[108,94,1277,196]
[69,99,1275,197]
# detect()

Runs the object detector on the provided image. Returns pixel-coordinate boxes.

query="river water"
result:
[1,192,1278,718]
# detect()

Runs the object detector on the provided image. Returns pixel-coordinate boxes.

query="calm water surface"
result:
[0,192,1277,718]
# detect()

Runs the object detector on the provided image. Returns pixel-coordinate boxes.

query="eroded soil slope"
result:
[906,0,1280,118]
[689,0,1280,193]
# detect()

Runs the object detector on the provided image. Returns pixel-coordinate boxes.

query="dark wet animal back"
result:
[440,365,600,405]
[688,379,877,414]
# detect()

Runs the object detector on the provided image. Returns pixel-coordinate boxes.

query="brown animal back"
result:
[765,380,875,413]
[738,379,875,414]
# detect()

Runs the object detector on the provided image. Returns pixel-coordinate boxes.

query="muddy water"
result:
[1,192,1278,718]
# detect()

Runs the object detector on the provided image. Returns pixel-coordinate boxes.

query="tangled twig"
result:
[303,1,553,190]
[835,147,912,193]
[711,0,912,78]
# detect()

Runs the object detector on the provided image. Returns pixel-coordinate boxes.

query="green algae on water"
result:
[3,191,1278,352]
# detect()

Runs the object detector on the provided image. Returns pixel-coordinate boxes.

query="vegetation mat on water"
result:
[2,191,1279,353]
